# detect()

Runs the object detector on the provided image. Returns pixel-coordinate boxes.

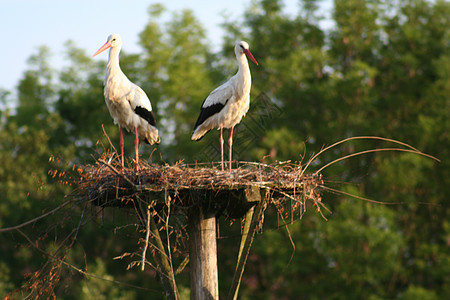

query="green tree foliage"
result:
[55,40,110,160]
[0,0,448,299]
[15,46,54,127]
[139,4,216,161]
[80,258,136,300]
[0,49,76,297]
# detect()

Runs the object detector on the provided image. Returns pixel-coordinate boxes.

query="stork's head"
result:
[235,41,259,66]
[93,33,122,57]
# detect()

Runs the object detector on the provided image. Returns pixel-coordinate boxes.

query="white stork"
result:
[93,34,160,170]
[191,41,258,171]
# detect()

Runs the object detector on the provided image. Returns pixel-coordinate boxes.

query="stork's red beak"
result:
[244,49,259,66]
[93,41,112,57]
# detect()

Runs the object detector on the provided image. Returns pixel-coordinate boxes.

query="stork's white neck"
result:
[234,53,251,96]
[105,46,124,82]
[237,52,250,74]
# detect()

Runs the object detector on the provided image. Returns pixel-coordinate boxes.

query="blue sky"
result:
[1,0,331,92]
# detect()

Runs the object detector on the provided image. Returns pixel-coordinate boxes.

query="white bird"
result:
[93,34,160,170]
[192,41,258,171]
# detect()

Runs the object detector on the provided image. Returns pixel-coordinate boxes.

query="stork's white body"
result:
[191,55,251,140]
[94,34,159,169]
[104,49,160,145]
[192,41,258,170]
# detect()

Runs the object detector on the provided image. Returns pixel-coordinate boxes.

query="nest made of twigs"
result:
[76,151,326,220]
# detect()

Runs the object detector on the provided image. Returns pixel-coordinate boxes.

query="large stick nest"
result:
[77,152,326,219]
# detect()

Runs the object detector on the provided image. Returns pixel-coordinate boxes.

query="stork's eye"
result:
[239,44,245,50]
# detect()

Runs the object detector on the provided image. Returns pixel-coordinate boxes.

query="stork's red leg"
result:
[228,126,234,171]
[119,126,125,168]
[134,126,139,171]
[220,126,224,171]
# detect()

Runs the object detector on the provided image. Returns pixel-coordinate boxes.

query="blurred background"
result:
[0,0,448,299]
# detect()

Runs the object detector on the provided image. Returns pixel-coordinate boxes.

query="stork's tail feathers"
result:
[191,126,210,141]
[144,129,160,145]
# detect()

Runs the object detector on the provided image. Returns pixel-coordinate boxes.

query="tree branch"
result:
[0,200,73,233]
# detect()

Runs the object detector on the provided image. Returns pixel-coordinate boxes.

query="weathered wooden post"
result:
[188,205,218,300]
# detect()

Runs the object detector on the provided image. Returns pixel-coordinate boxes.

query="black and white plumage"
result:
[192,41,259,171]
[93,33,160,169]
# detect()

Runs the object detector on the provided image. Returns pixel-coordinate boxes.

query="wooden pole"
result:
[188,206,219,300]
